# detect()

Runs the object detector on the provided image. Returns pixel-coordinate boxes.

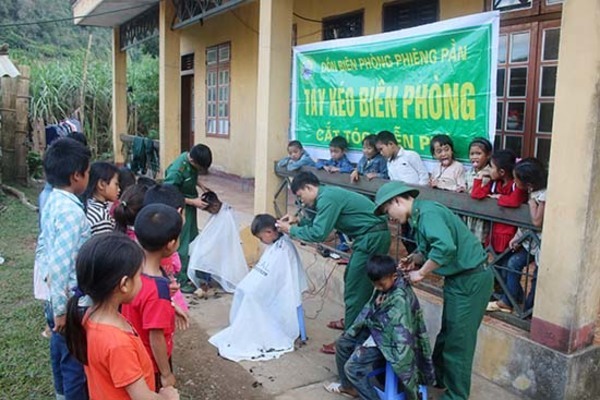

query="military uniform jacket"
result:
[289,185,387,242]
[347,277,435,400]
[410,199,487,276]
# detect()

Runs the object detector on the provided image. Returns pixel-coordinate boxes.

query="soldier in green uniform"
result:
[164,144,212,287]
[276,172,391,354]
[373,182,493,400]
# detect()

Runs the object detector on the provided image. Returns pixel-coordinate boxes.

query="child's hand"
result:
[160,373,176,388]
[174,304,190,331]
[158,386,180,400]
[365,172,378,181]
[429,178,438,188]
[328,166,340,173]
[53,315,66,334]
[509,237,520,251]
[350,170,359,182]
[476,170,491,179]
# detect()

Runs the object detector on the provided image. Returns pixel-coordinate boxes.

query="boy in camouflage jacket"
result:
[327,255,435,400]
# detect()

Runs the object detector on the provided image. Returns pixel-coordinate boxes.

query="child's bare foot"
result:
[194,283,216,299]
[324,382,358,397]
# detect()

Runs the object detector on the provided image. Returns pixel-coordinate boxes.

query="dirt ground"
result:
[173,321,273,400]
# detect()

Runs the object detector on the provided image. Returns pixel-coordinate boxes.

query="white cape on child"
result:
[209,235,308,362]
[187,203,249,293]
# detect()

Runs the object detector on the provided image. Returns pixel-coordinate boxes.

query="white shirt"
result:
[387,148,429,185]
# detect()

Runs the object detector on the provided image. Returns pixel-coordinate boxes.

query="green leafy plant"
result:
[26,151,43,179]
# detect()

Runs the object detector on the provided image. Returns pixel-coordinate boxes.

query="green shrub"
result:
[26,151,43,179]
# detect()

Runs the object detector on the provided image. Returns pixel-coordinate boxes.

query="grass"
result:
[0,184,54,399]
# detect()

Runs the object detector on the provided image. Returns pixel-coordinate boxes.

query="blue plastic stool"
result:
[297,305,307,341]
[369,362,428,400]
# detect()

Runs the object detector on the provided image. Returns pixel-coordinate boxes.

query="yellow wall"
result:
[180,2,259,177]
[177,0,482,177]
[440,0,484,19]
[294,0,482,46]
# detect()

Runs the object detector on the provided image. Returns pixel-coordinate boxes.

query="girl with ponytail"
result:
[65,233,179,400]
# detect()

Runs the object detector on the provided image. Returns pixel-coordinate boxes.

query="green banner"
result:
[292,13,499,161]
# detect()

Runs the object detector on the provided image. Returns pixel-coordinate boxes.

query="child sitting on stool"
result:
[187,190,249,297]
[209,214,308,361]
[325,255,434,400]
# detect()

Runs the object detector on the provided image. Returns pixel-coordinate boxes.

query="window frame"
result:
[381,0,439,32]
[321,9,364,41]
[205,41,231,139]
[540,0,563,15]
[530,19,561,164]
[495,22,540,158]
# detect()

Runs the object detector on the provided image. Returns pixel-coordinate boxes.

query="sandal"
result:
[486,301,512,313]
[327,318,345,330]
[323,382,357,398]
[320,342,336,354]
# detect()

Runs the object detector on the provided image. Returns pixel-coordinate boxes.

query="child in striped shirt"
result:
[84,161,120,235]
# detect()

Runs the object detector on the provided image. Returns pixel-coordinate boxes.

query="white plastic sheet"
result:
[209,235,308,362]
[187,204,249,292]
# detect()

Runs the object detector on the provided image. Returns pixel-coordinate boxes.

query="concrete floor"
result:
[187,174,524,400]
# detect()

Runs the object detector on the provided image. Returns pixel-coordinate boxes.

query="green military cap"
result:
[374,182,420,215]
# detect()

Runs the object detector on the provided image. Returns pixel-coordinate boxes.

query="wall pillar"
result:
[530,0,600,354]
[112,28,127,165]
[159,0,181,175]
[253,0,293,214]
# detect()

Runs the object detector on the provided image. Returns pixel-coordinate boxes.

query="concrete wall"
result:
[177,0,482,178]
[180,2,260,177]
[418,289,600,400]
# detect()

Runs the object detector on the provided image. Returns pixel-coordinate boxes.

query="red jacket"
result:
[471,178,528,253]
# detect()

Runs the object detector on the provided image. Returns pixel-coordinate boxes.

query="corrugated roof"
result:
[0,55,20,78]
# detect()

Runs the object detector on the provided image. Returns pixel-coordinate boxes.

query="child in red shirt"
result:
[64,233,179,400]
[471,149,528,253]
[121,204,183,391]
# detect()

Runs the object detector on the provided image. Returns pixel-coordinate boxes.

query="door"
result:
[181,74,194,151]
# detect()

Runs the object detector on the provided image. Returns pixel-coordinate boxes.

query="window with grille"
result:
[383,0,438,32]
[206,42,230,137]
[322,10,363,41]
[181,53,194,72]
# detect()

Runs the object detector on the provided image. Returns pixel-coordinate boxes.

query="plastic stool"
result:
[369,362,428,400]
[297,305,307,341]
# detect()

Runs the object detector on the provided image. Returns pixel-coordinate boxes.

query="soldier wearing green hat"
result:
[374,181,493,400]
[276,172,390,354]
